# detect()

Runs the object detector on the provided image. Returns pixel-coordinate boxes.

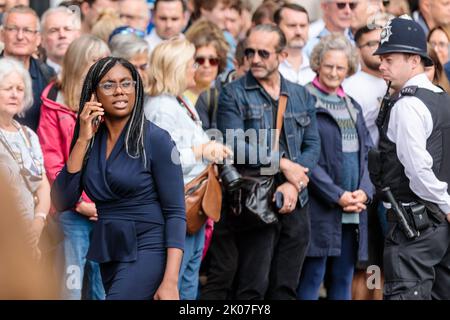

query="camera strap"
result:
[273,95,287,152]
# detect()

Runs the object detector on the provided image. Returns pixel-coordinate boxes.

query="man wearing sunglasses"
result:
[217,24,320,299]
[304,0,358,58]
[372,16,450,300]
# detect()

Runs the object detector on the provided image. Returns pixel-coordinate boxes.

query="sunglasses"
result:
[108,26,146,43]
[244,48,279,60]
[195,56,220,66]
[335,2,358,10]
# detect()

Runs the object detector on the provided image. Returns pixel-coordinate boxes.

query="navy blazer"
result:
[51,121,186,263]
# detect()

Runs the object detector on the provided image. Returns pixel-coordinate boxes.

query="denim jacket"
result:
[217,72,320,172]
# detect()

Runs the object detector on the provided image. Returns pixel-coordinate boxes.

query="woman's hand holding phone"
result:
[79,94,104,141]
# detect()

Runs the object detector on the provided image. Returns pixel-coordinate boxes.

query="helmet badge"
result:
[380,24,393,45]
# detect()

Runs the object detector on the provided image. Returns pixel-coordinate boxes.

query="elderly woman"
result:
[0,57,50,261]
[38,35,110,300]
[297,33,374,300]
[145,38,232,300]
[109,33,150,91]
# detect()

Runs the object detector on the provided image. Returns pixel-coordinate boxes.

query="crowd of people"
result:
[0,0,449,300]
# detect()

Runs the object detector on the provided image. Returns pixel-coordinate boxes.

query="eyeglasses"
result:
[97,80,136,95]
[430,41,449,50]
[195,56,220,66]
[108,26,146,43]
[244,48,279,60]
[335,2,358,10]
[358,40,379,48]
[4,25,38,36]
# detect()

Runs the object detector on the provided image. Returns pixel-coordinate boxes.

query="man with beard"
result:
[276,3,315,86]
[217,24,320,299]
[343,25,387,146]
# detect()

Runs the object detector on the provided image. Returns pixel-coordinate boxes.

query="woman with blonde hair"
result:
[37,35,110,300]
[145,37,232,300]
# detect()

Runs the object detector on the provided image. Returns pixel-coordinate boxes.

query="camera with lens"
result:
[219,164,242,192]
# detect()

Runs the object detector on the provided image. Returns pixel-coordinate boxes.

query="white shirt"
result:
[145,29,164,53]
[387,73,450,213]
[308,18,325,41]
[343,71,387,146]
[279,52,316,86]
[144,94,209,185]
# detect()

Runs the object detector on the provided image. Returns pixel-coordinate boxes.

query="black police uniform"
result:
[371,16,450,300]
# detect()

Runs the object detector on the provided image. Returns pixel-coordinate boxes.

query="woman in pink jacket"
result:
[37,35,110,300]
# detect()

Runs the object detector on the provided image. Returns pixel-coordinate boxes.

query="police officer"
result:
[372,15,450,300]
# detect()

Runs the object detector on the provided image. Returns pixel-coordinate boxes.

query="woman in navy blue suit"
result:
[51,57,186,300]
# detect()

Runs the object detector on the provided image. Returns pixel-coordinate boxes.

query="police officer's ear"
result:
[409,54,424,70]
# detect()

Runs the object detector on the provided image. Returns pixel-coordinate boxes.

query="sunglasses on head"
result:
[108,26,146,43]
[335,2,358,10]
[244,48,279,60]
[195,56,220,66]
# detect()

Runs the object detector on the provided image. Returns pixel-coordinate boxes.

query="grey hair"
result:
[2,5,40,32]
[0,57,33,115]
[41,6,81,33]
[310,33,360,77]
[109,34,149,61]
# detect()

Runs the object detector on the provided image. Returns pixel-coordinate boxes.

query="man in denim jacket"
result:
[216,24,320,300]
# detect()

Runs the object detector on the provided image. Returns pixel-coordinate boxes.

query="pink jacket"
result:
[37,82,92,205]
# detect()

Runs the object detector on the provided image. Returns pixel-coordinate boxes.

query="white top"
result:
[0,123,45,220]
[144,94,209,184]
[279,52,316,86]
[343,71,387,146]
[387,73,450,214]
[308,18,325,41]
[145,29,164,53]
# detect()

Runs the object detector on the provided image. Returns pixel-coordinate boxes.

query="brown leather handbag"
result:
[184,164,222,235]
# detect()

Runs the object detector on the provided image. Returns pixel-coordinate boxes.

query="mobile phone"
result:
[91,93,102,127]
[92,115,101,127]
[275,191,284,210]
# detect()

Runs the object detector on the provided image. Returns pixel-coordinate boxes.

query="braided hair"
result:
[70,56,147,168]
